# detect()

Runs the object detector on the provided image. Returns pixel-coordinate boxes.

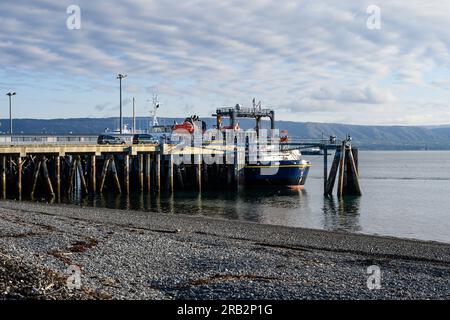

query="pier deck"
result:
[0,141,242,199]
[0,134,360,199]
[0,144,158,156]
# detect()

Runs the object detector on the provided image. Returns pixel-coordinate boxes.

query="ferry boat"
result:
[214,101,311,189]
[145,96,311,189]
[243,147,310,189]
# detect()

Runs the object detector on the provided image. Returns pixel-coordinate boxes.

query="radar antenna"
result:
[149,94,160,127]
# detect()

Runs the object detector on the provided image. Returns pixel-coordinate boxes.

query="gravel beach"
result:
[0,200,449,300]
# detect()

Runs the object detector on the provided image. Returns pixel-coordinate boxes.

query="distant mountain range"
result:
[1,117,450,150]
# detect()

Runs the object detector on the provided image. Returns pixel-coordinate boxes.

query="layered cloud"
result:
[1,0,450,124]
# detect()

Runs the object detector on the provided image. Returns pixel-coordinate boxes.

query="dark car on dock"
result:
[132,134,158,145]
[97,135,126,145]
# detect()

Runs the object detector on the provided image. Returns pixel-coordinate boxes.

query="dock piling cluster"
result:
[324,141,361,197]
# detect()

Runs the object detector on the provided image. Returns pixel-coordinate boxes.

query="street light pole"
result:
[117,74,127,134]
[6,92,16,135]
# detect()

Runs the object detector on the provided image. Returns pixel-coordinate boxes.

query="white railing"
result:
[0,135,99,145]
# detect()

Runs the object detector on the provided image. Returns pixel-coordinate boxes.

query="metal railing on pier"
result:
[0,135,134,145]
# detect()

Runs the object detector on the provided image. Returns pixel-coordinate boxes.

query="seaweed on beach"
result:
[0,251,106,300]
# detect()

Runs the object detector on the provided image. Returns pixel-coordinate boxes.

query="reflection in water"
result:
[21,186,362,234]
[322,196,362,232]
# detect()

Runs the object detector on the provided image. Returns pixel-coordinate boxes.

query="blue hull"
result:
[243,160,310,187]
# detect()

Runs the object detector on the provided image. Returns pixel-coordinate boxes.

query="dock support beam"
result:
[346,146,362,196]
[168,154,174,192]
[99,156,110,193]
[17,157,22,199]
[124,154,130,194]
[77,156,88,194]
[176,164,184,189]
[195,155,202,191]
[139,154,144,191]
[31,158,42,198]
[325,147,341,196]
[337,142,346,197]
[42,157,55,197]
[233,148,240,188]
[2,156,6,199]
[323,146,328,195]
[110,156,122,193]
[325,142,362,197]
[156,153,161,192]
[56,156,61,198]
[90,155,96,193]
[67,157,76,194]
[146,154,151,192]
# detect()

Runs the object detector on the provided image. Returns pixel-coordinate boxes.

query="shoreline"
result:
[1,200,449,299]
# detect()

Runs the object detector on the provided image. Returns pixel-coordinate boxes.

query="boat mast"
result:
[149,94,160,129]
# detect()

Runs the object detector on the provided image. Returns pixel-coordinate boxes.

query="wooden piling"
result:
[227,163,233,186]
[203,160,209,186]
[323,146,328,195]
[77,156,88,194]
[17,157,22,199]
[110,156,122,193]
[195,154,202,191]
[146,154,151,192]
[99,157,111,193]
[31,159,42,198]
[325,147,341,195]
[234,148,241,187]
[90,155,96,193]
[2,156,6,199]
[176,165,184,189]
[352,148,359,174]
[337,142,346,197]
[56,156,61,197]
[41,157,55,197]
[67,157,77,194]
[156,153,161,192]
[345,147,362,196]
[139,154,144,191]
[168,154,174,192]
[124,154,130,194]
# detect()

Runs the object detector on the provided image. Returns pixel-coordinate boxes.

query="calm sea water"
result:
[59,151,450,244]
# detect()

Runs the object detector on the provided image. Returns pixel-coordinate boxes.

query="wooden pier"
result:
[0,136,360,199]
[0,143,241,200]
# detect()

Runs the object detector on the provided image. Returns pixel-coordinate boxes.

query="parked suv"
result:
[132,134,158,145]
[97,135,126,145]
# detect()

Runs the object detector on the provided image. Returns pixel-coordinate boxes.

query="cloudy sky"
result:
[1,0,450,125]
